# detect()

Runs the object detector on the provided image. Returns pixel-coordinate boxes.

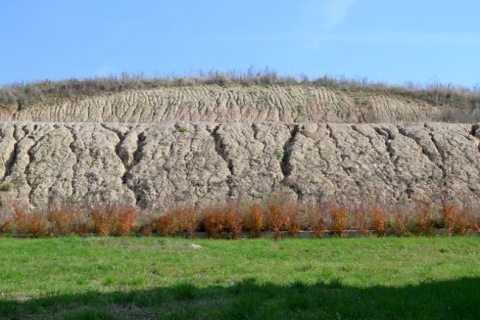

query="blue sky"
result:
[1,0,479,88]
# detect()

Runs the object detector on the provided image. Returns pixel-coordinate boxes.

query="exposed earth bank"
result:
[0,85,469,123]
[0,121,478,209]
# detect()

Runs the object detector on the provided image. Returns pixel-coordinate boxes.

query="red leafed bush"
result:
[307,205,328,238]
[224,203,243,239]
[372,206,387,236]
[203,207,226,239]
[113,205,138,236]
[266,203,286,239]
[330,205,348,237]
[154,212,178,236]
[284,204,301,237]
[353,206,370,236]
[244,204,264,238]
[176,205,199,238]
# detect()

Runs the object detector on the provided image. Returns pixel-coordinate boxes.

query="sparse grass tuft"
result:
[0,183,12,192]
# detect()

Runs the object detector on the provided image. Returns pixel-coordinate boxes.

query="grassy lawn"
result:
[0,237,479,319]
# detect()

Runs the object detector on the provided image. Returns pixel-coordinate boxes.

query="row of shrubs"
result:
[1,70,479,111]
[0,199,479,238]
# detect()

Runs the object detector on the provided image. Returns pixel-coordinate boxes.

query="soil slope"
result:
[0,85,463,123]
[0,121,478,209]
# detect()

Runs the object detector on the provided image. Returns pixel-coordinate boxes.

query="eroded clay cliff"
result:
[0,85,465,124]
[0,121,478,209]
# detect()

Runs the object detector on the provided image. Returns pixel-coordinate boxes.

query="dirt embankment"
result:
[0,85,461,123]
[0,122,478,209]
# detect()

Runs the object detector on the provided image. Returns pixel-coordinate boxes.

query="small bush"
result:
[413,200,433,236]
[224,204,243,239]
[442,203,457,235]
[266,203,286,239]
[453,209,470,236]
[284,204,301,237]
[203,207,226,239]
[307,205,328,238]
[0,219,13,234]
[392,209,408,236]
[176,205,199,238]
[12,204,29,235]
[11,205,48,237]
[26,211,48,237]
[154,212,178,236]
[47,205,86,236]
[140,225,153,236]
[330,206,348,237]
[353,206,370,236]
[113,205,138,236]
[372,206,387,237]
[243,204,264,238]
[90,206,115,236]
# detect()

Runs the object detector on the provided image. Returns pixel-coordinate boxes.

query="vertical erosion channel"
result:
[280,124,301,200]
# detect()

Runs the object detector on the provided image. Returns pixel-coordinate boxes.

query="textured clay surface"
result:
[0,121,478,209]
[0,85,458,123]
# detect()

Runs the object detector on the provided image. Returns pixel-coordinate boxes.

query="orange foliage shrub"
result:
[307,205,328,238]
[372,206,387,236]
[140,225,153,236]
[176,205,199,238]
[0,219,13,234]
[414,200,433,236]
[12,205,48,237]
[154,212,178,236]
[26,211,48,237]
[203,207,226,238]
[392,210,408,236]
[454,209,469,236]
[12,204,28,234]
[442,203,457,235]
[243,203,264,238]
[284,204,301,237]
[266,203,286,239]
[353,206,370,236]
[48,205,84,236]
[330,206,348,237]
[89,206,115,236]
[224,204,243,239]
[113,205,138,236]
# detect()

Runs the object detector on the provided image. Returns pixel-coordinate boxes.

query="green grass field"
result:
[0,237,479,319]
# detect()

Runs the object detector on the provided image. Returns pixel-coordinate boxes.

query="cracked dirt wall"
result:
[0,85,465,123]
[0,121,478,209]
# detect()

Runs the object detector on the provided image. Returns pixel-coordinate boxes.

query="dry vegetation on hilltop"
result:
[1,71,479,122]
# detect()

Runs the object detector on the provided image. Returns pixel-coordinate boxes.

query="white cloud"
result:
[294,0,358,46]
[323,0,358,29]
[321,33,480,46]
[95,61,118,77]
